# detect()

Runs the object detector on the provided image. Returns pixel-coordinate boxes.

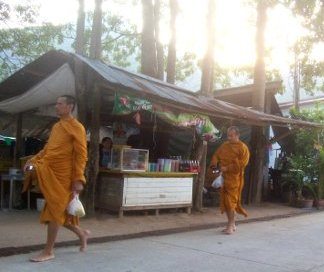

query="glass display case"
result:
[111,146,149,172]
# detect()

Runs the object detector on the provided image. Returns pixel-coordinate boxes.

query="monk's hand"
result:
[72,180,84,193]
[23,161,34,172]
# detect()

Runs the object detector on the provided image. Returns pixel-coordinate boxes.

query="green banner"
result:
[113,93,153,115]
[113,93,221,142]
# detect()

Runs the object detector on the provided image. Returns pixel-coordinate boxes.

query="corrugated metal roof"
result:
[0,50,322,129]
[75,53,322,128]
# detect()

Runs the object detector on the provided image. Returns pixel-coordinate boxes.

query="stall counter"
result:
[96,170,196,217]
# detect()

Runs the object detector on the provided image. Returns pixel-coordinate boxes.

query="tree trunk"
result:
[74,0,87,125]
[293,48,300,111]
[248,0,267,204]
[75,0,85,55]
[74,57,87,126]
[141,0,157,78]
[89,0,103,59]
[154,0,164,80]
[166,0,178,84]
[200,0,215,96]
[14,113,22,167]
[84,84,101,216]
[191,135,207,211]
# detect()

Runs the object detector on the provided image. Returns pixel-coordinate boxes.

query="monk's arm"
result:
[72,126,88,184]
[209,147,221,167]
[240,145,250,168]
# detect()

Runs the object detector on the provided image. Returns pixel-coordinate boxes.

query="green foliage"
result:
[0,1,65,81]
[175,52,196,82]
[284,0,324,93]
[318,148,324,198]
[210,63,282,89]
[285,106,324,198]
[0,24,67,80]
[86,12,140,68]
[0,1,10,22]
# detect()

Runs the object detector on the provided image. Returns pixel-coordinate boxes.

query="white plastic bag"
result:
[211,174,224,189]
[67,194,86,217]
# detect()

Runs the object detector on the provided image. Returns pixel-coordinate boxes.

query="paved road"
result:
[1,212,324,272]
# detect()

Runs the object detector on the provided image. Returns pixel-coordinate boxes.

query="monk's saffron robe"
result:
[210,140,250,217]
[31,117,87,225]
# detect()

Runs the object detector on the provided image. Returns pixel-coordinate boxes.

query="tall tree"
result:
[75,0,85,55]
[292,42,301,110]
[284,0,323,94]
[248,0,268,204]
[154,0,164,80]
[200,0,216,96]
[166,0,178,84]
[141,0,157,78]
[89,0,103,59]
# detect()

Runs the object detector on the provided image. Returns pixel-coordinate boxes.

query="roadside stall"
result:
[0,50,321,214]
[95,93,221,216]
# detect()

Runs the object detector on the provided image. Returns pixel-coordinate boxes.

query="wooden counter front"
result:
[96,170,196,217]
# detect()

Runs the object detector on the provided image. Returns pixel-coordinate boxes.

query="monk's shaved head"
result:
[227,126,240,143]
[227,126,240,135]
[59,95,76,111]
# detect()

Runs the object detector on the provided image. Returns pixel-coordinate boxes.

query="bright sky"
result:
[3,0,323,75]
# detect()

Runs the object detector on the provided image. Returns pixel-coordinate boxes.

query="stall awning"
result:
[0,64,75,114]
[0,50,322,129]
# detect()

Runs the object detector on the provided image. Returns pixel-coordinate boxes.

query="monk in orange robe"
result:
[209,126,250,235]
[24,95,89,262]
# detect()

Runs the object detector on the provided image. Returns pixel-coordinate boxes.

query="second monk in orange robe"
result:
[209,126,250,235]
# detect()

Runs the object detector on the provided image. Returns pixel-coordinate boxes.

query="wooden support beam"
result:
[192,136,207,212]
[23,69,46,77]
[14,113,23,167]
[84,83,101,216]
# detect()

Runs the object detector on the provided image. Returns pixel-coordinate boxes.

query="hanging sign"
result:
[113,93,221,141]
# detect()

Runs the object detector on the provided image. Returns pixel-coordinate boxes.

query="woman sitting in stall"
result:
[99,137,113,168]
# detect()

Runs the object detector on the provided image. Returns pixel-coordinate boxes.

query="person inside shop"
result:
[208,126,250,235]
[99,137,113,168]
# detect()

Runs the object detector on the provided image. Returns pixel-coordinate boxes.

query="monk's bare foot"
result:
[80,229,91,252]
[222,225,236,233]
[224,228,235,235]
[29,251,55,262]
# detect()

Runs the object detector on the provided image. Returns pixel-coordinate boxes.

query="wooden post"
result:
[14,113,23,167]
[248,127,265,204]
[84,83,101,216]
[192,138,207,211]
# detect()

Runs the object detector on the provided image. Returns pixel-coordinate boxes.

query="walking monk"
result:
[209,126,250,235]
[24,95,89,262]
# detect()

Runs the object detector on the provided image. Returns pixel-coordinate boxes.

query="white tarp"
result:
[0,64,75,114]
